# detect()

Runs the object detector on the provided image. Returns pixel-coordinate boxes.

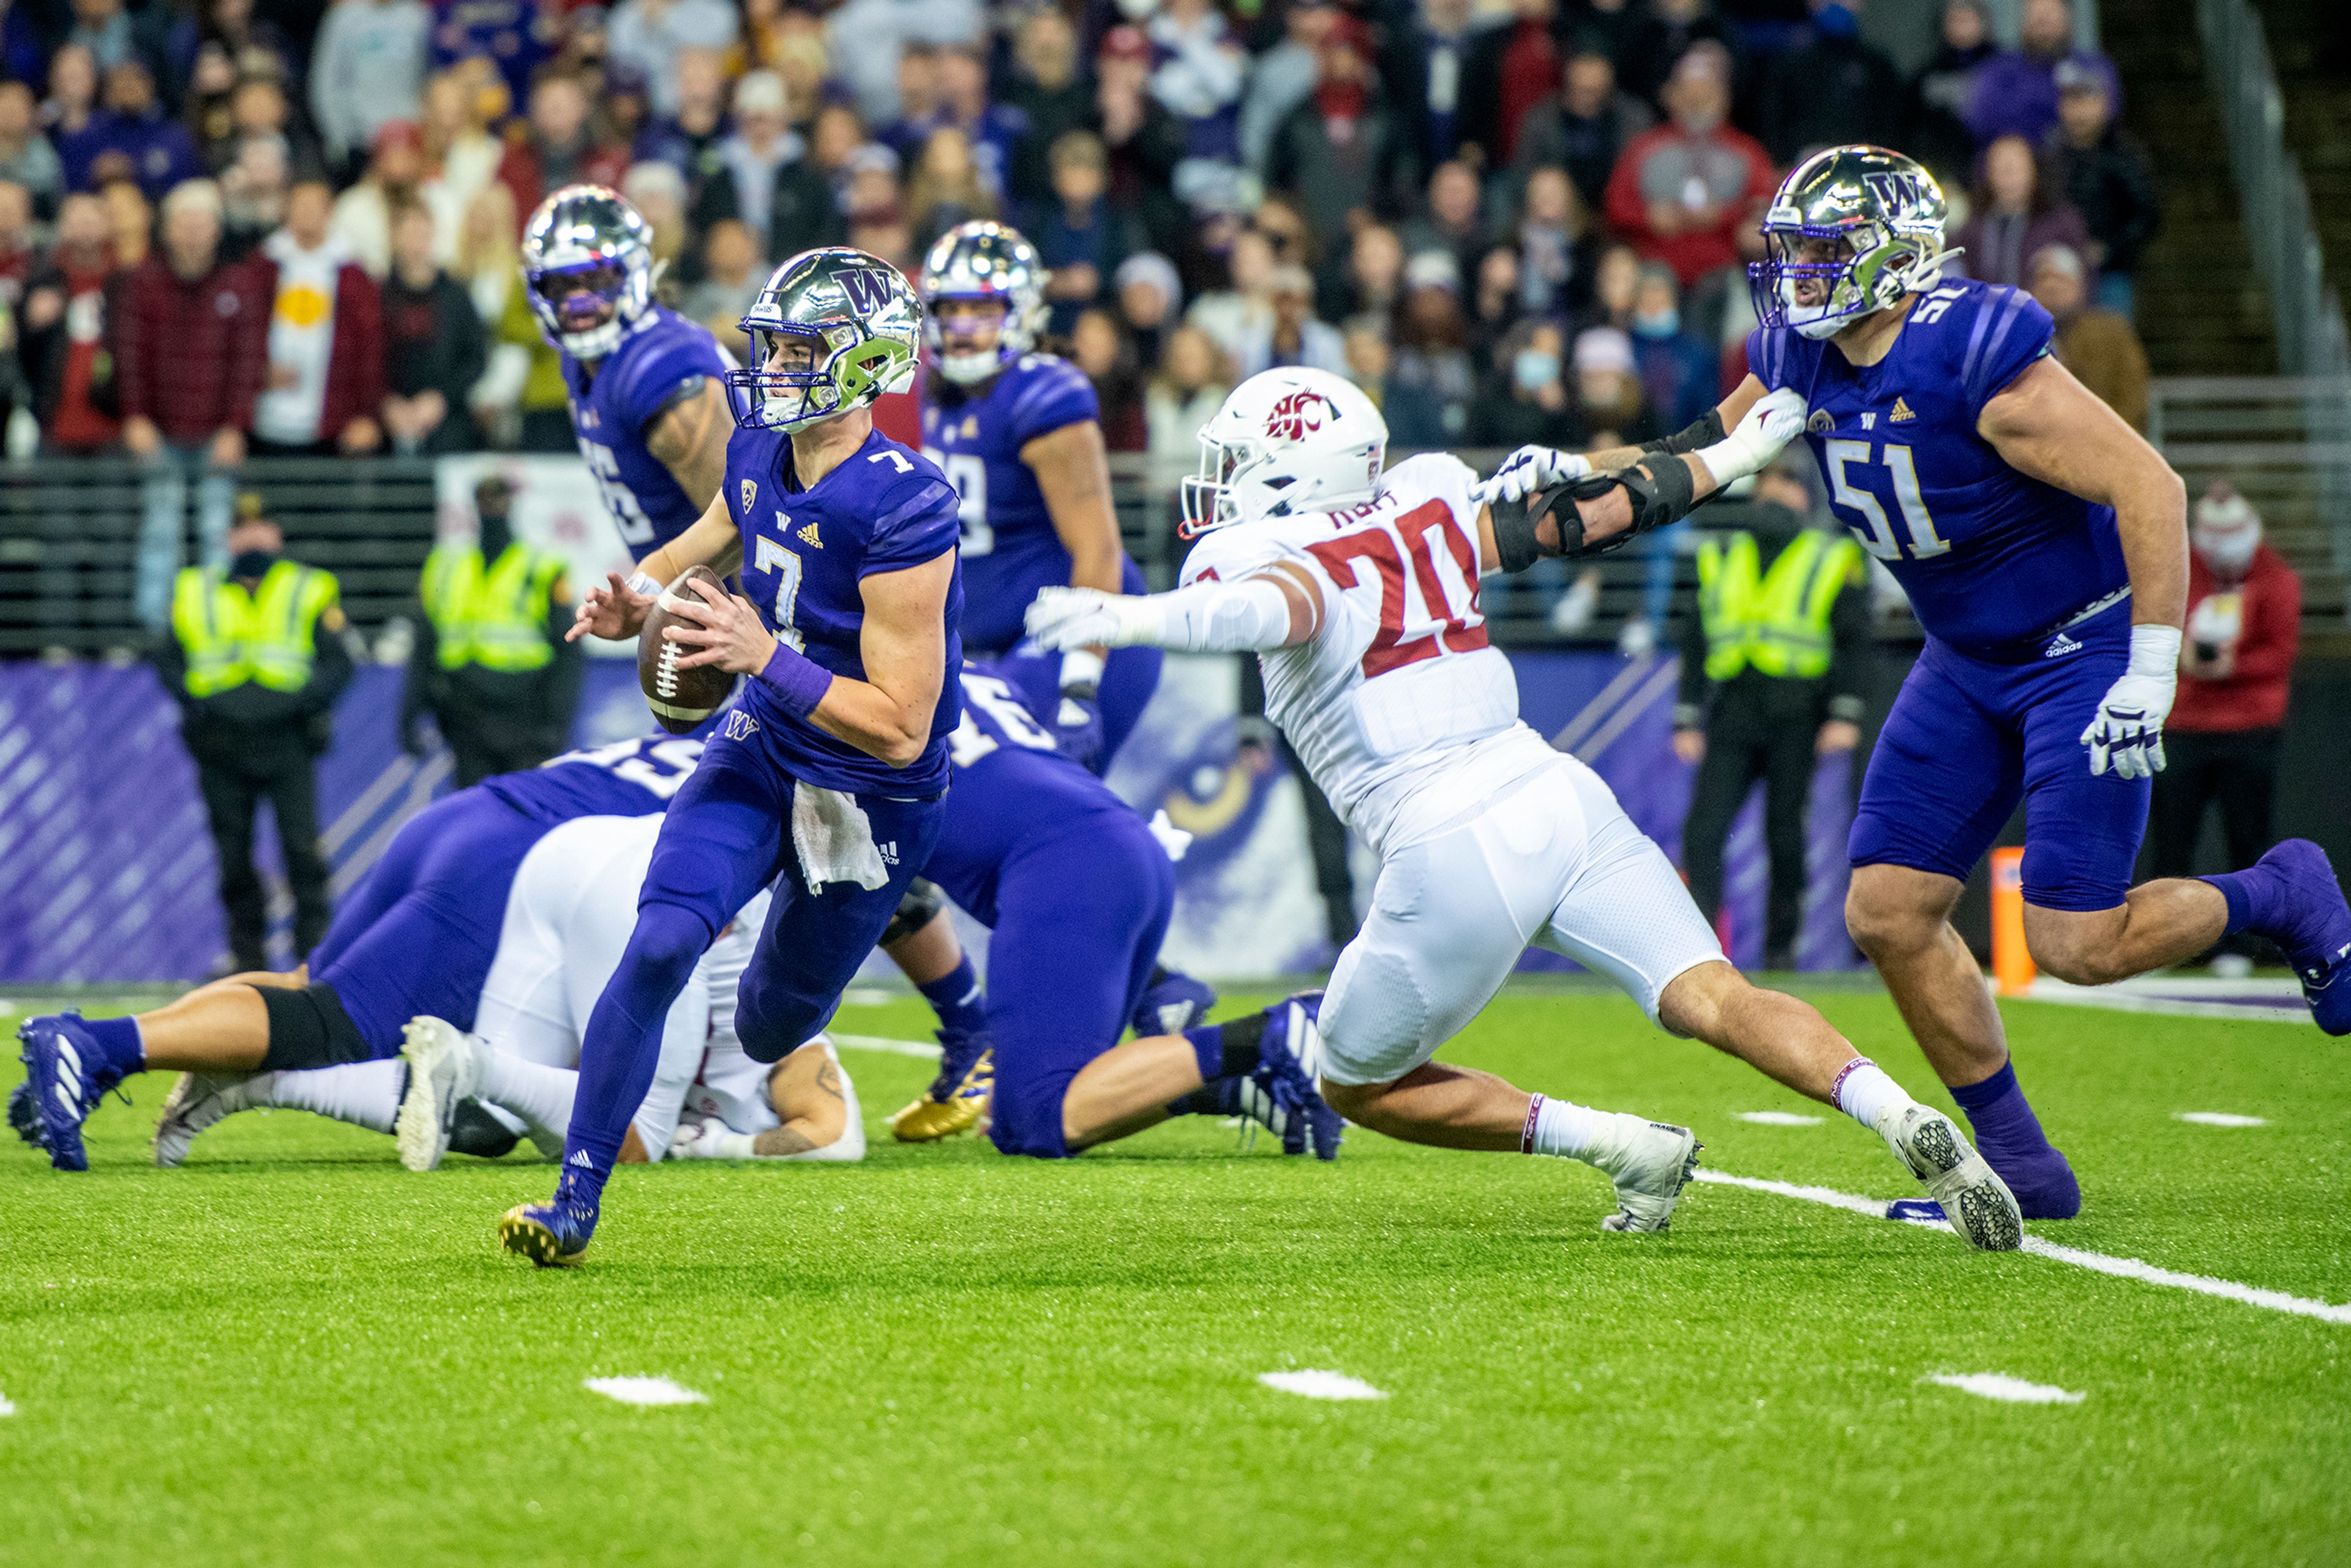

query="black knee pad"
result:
[879,879,946,947]
[257,983,372,1071]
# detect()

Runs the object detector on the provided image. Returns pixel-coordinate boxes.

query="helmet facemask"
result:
[1747,149,1959,341]
[726,247,924,433]
[521,186,656,359]
[928,295,1017,387]
[529,257,642,358]
[735,322,913,433]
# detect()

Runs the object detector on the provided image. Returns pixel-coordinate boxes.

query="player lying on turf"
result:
[1477,145,2351,1222]
[141,813,860,1171]
[1028,366,2023,1248]
[13,736,705,1172]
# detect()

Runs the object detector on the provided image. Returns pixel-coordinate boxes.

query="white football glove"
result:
[1695,386,1810,486]
[1473,445,1592,508]
[1025,587,1156,650]
[2080,626,2180,779]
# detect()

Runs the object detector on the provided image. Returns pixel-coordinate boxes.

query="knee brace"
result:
[879,879,946,948]
[257,983,372,1070]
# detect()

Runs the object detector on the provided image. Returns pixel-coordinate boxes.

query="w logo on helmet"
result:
[840,267,899,315]
[1863,171,1928,216]
[1265,389,1333,441]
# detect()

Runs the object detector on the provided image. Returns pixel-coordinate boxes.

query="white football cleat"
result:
[1597,1119,1701,1233]
[395,1016,481,1173]
[1880,1104,2023,1252]
[152,1071,269,1167]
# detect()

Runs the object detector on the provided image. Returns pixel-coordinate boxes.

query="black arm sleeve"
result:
[1641,408,1727,458]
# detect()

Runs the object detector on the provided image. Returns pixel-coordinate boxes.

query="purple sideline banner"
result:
[0,653,1862,985]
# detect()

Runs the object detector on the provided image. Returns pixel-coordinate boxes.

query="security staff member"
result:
[156,493,353,973]
[1674,453,1872,972]
[401,475,582,786]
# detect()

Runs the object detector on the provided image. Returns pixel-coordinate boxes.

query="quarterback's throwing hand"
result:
[1027,587,1147,650]
[1474,446,1592,508]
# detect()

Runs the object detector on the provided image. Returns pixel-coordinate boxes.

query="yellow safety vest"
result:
[170,560,339,697]
[419,541,566,673]
[1694,530,1860,681]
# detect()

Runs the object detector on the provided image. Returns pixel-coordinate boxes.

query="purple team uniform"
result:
[922,352,1162,762]
[1749,277,2145,910]
[926,658,1176,1158]
[561,306,734,561]
[303,737,703,1057]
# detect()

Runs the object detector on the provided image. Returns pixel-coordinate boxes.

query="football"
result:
[638,565,739,734]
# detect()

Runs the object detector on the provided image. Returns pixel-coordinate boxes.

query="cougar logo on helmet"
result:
[1265,390,1332,442]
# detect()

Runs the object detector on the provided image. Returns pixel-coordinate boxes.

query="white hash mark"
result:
[584,1376,708,1406]
[1927,1373,2085,1405]
[1738,1111,1826,1126]
[2174,1112,2268,1127]
[1258,1370,1388,1401]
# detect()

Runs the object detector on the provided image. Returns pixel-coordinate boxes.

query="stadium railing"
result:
[2148,377,2351,626]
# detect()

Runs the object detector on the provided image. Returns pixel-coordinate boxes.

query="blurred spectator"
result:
[1267,13,1415,240]
[47,45,112,193]
[490,248,573,449]
[1460,0,1558,168]
[451,179,518,322]
[878,44,945,163]
[173,0,299,92]
[682,216,763,356]
[1116,249,1181,369]
[1185,225,1272,367]
[1381,0,1475,173]
[419,66,506,261]
[2028,243,2147,430]
[252,177,384,456]
[1576,238,1641,334]
[1908,0,1995,181]
[1342,323,1387,410]
[1400,157,1489,283]
[0,80,64,219]
[1145,321,1229,470]
[499,73,630,222]
[1005,6,1092,206]
[0,179,32,302]
[1334,222,1403,331]
[64,0,173,83]
[824,0,981,127]
[1031,129,1120,334]
[1572,323,1655,441]
[1575,0,1643,66]
[906,125,994,253]
[1757,0,1906,165]
[726,0,795,79]
[190,43,242,167]
[1146,0,1248,176]
[0,0,43,86]
[21,192,125,452]
[1093,24,1188,260]
[1239,0,1334,174]
[332,119,426,278]
[380,200,486,454]
[223,75,322,183]
[807,102,868,211]
[1629,261,1714,429]
[621,159,689,277]
[1472,318,1583,449]
[1237,260,1346,378]
[599,63,658,167]
[1621,0,1741,110]
[97,59,203,200]
[846,199,915,272]
[219,132,292,258]
[1954,133,2088,288]
[691,69,839,263]
[1514,50,1655,216]
[102,176,151,267]
[635,45,731,178]
[118,178,269,632]
[608,0,740,118]
[311,0,432,173]
[2152,482,2301,974]
[1468,243,1521,358]
[1382,272,1471,446]
[1967,0,2117,149]
[1513,163,1594,317]
[933,42,1026,202]
[1603,44,1772,342]
[1070,304,1145,451]
[2047,59,2159,320]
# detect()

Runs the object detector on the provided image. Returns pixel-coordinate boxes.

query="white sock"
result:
[1523,1094,1621,1166]
[1831,1059,1912,1133]
[474,1046,578,1149]
[257,1060,405,1134]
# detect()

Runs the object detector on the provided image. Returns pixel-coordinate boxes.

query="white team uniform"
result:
[477,814,844,1155]
[1180,452,1725,1086]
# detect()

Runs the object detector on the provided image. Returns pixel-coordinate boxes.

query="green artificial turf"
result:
[2,986,2346,1567]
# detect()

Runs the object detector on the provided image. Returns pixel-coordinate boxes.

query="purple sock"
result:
[84,1016,146,1080]
[1949,1060,2079,1218]
[2200,870,2259,937]
[917,956,986,1037]
[1183,1022,1223,1082]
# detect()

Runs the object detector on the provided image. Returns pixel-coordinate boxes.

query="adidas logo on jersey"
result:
[1891,396,1916,422]
[798,520,822,548]
[877,841,899,866]
[2044,631,2084,658]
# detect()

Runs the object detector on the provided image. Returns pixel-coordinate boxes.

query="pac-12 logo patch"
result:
[1807,410,1836,435]
[1265,389,1333,441]
[740,479,757,514]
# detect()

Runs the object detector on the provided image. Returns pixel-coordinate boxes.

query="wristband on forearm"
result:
[1059,647,1105,696]
[757,640,833,719]
[2128,624,2182,676]
[626,570,662,598]
[1641,408,1728,458]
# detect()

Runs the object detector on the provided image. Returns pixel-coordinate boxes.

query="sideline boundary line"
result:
[1693,1169,2351,1324]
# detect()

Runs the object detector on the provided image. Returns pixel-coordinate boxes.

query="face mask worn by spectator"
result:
[1513,347,1559,394]
[2193,492,2261,577]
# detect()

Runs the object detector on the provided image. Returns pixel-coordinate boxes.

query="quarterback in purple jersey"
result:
[493,247,964,1265]
[13,737,702,1171]
[523,187,735,562]
[1475,146,2351,1219]
[917,221,1162,764]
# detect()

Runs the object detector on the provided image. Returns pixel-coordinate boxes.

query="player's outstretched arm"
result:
[1024,563,1323,655]
[1477,376,1779,512]
[568,490,743,642]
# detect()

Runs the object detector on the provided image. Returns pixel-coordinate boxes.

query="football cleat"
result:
[7,1079,37,1146]
[1880,1104,2023,1251]
[888,1027,992,1142]
[2251,840,2351,1035]
[1252,991,1343,1161]
[396,1016,481,1172]
[16,1013,119,1172]
[498,1190,596,1267]
[153,1071,269,1167]
[1130,967,1218,1039]
[1597,1120,1701,1233]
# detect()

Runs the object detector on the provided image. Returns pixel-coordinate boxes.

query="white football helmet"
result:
[1179,367,1387,539]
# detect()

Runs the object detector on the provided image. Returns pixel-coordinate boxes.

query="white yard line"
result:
[829,1033,942,1061]
[584,1376,708,1406]
[0,1393,15,1416]
[1692,1169,2351,1325]
[1736,1111,1826,1126]
[1258,1370,1387,1401]
[2015,977,2313,1026]
[2175,1112,2268,1127]
[1925,1373,2084,1405]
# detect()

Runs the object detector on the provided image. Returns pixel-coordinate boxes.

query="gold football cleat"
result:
[888,1049,993,1142]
